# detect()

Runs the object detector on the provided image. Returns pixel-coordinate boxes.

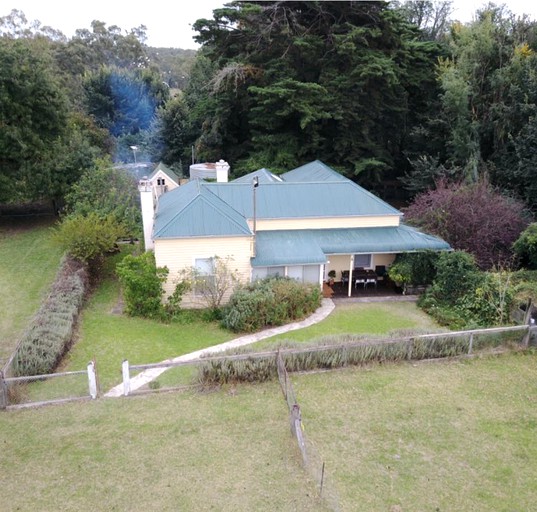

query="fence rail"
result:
[0,361,98,410]
[120,323,534,397]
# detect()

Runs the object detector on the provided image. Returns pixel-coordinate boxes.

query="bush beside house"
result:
[221,277,322,333]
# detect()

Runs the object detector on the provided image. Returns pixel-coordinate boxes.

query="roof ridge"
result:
[198,186,252,234]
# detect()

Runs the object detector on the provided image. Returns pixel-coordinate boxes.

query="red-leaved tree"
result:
[404,180,530,269]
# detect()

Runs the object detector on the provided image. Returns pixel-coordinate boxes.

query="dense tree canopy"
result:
[0,37,69,202]
[188,0,443,185]
[2,0,537,243]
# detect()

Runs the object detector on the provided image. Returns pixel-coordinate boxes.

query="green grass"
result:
[294,351,537,511]
[1,383,328,512]
[60,274,234,393]
[3,353,536,511]
[0,218,63,364]
[254,301,439,348]
[71,296,440,394]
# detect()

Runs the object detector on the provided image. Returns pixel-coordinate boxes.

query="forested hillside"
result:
[1,1,537,214]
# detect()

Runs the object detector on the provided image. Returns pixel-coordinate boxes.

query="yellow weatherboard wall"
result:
[155,236,253,308]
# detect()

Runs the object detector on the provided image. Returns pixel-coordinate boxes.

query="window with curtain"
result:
[354,254,371,268]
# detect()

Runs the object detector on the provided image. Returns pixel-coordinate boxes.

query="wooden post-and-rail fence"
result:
[0,361,98,410]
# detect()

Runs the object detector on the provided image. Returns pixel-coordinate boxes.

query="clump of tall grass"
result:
[197,328,526,385]
[11,256,88,376]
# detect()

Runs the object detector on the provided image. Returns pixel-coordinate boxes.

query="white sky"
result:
[1,1,537,49]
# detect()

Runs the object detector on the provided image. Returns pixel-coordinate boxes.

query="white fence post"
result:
[122,360,130,396]
[87,361,97,399]
[468,333,474,354]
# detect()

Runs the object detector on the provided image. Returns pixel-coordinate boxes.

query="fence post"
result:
[87,361,97,399]
[122,360,130,396]
[407,338,413,360]
[522,299,533,348]
[468,333,474,355]
[0,371,7,410]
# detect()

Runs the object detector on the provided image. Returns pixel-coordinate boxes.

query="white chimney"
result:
[138,177,155,251]
[215,159,230,183]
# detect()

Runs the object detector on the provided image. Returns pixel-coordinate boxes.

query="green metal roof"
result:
[251,225,451,267]
[231,168,283,184]
[153,161,403,239]
[154,180,251,238]
[281,160,349,183]
[206,180,401,218]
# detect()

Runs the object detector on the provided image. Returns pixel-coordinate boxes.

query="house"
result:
[139,160,450,307]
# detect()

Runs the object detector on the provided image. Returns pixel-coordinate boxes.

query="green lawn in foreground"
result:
[255,301,439,347]
[3,353,536,511]
[0,383,328,512]
[295,352,537,511]
[0,218,63,364]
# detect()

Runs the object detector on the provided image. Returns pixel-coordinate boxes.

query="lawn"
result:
[60,254,440,394]
[3,352,536,511]
[254,300,439,347]
[294,351,537,511]
[0,382,328,512]
[60,264,234,393]
[0,218,63,365]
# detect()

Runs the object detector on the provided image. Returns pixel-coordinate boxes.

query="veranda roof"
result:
[251,224,451,267]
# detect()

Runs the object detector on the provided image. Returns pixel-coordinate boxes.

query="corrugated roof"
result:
[281,160,349,183]
[154,163,402,238]
[154,180,251,238]
[231,168,283,184]
[251,225,451,267]
[252,231,328,267]
[207,180,401,218]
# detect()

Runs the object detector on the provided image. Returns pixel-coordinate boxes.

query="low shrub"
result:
[197,329,521,385]
[513,223,537,269]
[220,277,321,333]
[420,263,515,328]
[11,257,89,376]
[52,213,124,267]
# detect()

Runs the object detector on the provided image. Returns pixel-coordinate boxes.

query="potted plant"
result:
[327,270,336,286]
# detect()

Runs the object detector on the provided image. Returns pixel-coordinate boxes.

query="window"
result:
[253,265,319,283]
[267,266,285,277]
[252,267,267,281]
[287,266,303,281]
[303,265,320,283]
[157,177,166,186]
[194,257,215,293]
[354,254,371,268]
[288,265,320,283]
